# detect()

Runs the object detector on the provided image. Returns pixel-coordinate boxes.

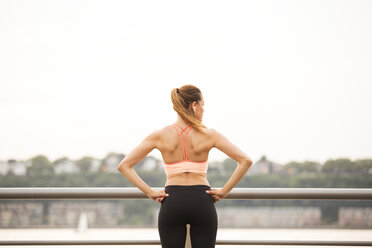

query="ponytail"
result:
[171,84,207,134]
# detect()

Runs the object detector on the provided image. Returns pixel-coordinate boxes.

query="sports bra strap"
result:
[173,123,192,160]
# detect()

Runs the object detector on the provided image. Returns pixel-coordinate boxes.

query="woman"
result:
[117,84,253,248]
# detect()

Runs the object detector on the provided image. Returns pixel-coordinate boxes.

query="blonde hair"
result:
[171,84,207,134]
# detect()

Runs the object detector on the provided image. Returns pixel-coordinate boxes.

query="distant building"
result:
[49,202,123,227]
[54,160,79,174]
[104,154,160,173]
[102,154,123,173]
[0,202,43,227]
[0,159,29,176]
[246,156,283,175]
[90,158,102,172]
[0,202,123,227]
[215,207,322,228]
[0,161,8,175]
[137,156,160,171]
[339,207,372,228]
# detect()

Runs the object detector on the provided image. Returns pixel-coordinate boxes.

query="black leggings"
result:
[158,184,218,248]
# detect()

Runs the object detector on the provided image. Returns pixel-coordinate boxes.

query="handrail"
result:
[1,187,372,199]
[0,239,372,246]
[0,187,371,246]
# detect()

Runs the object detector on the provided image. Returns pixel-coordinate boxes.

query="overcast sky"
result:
[0,0,371,165]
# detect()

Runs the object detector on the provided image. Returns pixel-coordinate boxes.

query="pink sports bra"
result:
[163,123,208,176]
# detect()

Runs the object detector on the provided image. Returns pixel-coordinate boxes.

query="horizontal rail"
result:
[1,187,371,246]
[1,239,372,246]
[1,187,372,200]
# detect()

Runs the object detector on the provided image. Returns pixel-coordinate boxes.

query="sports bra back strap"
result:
[174,123,190,133]
[173,124,192,160]
[184,125,192,160]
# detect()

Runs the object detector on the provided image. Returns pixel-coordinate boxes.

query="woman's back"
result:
[157,123,215,186]
[159,123,213,164]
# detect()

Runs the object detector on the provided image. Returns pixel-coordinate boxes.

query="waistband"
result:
[165,184,211,192]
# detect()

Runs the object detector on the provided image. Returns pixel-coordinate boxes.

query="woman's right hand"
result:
[147,190,169,203]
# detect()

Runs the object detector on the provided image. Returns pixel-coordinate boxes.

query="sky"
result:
[0,0,371,165]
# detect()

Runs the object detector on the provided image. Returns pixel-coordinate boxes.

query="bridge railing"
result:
[1,187,372,246]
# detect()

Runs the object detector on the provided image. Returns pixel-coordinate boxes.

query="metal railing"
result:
[2,187,372,200]
[1,187,372,246]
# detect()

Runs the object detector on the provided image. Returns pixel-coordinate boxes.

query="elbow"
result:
[117,162,134,173]
[242,158,253,167]
[247,158,253,166]
[117,163,128,172]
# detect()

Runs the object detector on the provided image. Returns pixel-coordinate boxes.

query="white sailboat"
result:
[76,211,88,232]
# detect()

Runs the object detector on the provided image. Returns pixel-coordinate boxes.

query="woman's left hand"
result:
[206,188,227,202]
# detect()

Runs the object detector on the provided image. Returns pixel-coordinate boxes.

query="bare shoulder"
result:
[206,127,223,140]
[151,124,175,140]
[206,127,218,135]
[199,127,226,147]
[141,125,170,142]
[157,124,174,135]
[207,127,252,164]
[207,127,236,149]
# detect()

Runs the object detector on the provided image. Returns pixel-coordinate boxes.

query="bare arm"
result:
[207,128,253,199]
[116,130,167,201]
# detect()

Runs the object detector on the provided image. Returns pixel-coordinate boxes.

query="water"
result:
[0,227,371,248]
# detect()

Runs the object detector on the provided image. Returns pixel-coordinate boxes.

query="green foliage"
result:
[354,159,372,174]
[52,156,69,165]
[222,158,237,174]
[322,158,355,174]
[284,160,319,174]
[75,156,94,173]
[26,155,53,177]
